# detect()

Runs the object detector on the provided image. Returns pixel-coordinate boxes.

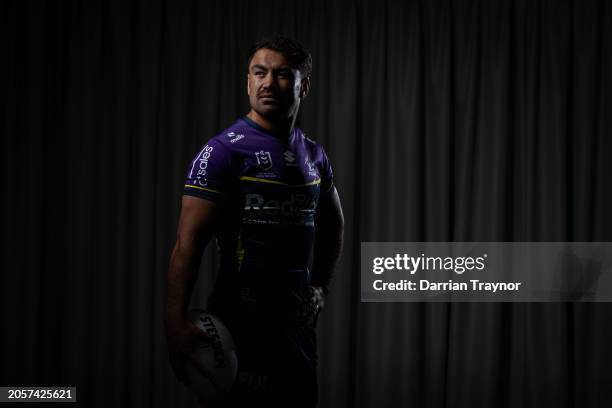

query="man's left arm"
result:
[309,186,344,313]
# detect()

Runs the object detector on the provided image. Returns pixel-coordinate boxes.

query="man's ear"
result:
[247,74,251,96]
[300,76,311,99]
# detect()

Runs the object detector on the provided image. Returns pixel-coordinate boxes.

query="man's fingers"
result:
[188,322,211,347]
[186,353,231,397]
[187,353,214,379]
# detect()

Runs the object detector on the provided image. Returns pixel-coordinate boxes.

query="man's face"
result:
[247,48,309,120]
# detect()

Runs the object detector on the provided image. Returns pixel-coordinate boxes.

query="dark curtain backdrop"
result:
[2,0,611,407]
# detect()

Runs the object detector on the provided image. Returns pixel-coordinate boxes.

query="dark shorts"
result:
[208,308,319,408]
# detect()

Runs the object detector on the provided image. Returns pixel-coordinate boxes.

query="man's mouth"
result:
[258,93,277,100]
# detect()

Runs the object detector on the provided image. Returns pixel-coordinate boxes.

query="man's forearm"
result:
[166,197,218,324]
[165,240,204,322]
[311,221,344,292]
[311,187,344,292]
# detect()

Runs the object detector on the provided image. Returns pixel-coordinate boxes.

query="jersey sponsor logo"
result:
[195,145,214,186]
[244,193,317,217]
[283,150,297,166]
[305,158,319,177]
[227,131,245,143]
[237,371,268,391]
[255,172,277,179]
[255,150,273,170]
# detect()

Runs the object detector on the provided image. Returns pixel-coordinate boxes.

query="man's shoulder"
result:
[295,129,329,159]
[206,119,252,148]
[295,128,313,144]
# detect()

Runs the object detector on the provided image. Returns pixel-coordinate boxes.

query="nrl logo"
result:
[255,150,273,170]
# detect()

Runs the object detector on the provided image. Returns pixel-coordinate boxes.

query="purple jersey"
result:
[184,116,334,320]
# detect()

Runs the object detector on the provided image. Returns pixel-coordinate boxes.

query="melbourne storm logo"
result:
[255,150,273,170]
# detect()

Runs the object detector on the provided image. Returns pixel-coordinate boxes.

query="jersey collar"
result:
[241,115,294,141]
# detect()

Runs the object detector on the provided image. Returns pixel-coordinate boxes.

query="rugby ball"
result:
[186,309,238,400]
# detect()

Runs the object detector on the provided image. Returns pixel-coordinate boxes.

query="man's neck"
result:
[246,110,296,136]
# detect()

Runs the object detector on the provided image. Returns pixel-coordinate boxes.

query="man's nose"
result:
[261,72,277,88]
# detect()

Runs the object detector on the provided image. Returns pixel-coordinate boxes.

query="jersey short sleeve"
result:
[319,146,334,195]
[183,137,234,202]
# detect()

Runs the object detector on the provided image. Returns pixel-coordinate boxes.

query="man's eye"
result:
[278,71,292,78]
[254,71,265,77]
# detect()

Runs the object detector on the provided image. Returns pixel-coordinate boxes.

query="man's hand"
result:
[165,315,210,385]
[298,285,327,325]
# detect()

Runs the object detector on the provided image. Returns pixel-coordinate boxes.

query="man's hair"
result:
[247,36,312,78]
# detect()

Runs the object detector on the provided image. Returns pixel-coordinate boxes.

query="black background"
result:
[2,0,612,407]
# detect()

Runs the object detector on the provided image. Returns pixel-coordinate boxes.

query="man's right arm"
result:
[164,195,220,383]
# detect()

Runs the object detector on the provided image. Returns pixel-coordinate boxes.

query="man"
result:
[164,36,344,407]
